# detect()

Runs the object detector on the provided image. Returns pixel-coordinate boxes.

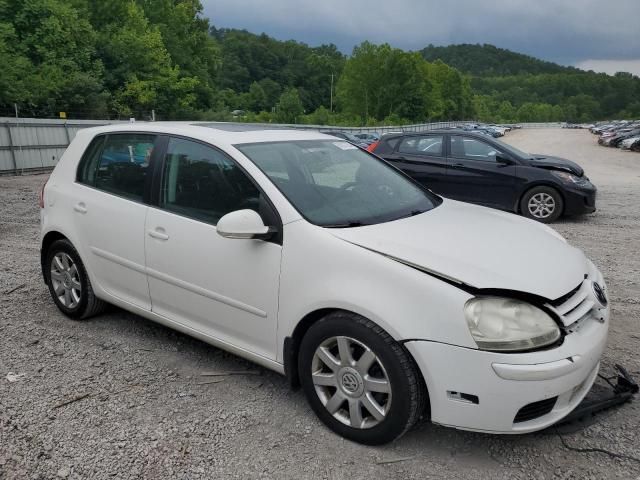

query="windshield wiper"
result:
[395,209,427,220]
[322,221,366,228]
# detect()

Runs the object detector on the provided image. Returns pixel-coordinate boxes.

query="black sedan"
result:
[369,130,596,223]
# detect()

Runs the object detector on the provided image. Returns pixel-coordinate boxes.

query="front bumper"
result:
[406,308,609,434]
[563,184,597,216]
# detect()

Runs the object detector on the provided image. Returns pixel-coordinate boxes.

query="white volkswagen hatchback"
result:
[40,123,609,444]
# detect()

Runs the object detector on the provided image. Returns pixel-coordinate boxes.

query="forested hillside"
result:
[1,0,638,124]
[421,43,578,76]
[422,44,640,123]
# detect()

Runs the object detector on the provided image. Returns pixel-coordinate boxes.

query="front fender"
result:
[276,221,476,363]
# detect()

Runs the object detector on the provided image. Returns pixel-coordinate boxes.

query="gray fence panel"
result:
[0,150,14,170]
[0,118,114,174]
[0,124,9,144]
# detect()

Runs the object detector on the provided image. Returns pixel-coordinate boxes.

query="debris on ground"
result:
[5,372,25,383]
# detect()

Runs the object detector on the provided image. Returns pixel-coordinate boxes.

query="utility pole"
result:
[329,74,334,113]
[14,103,18,119]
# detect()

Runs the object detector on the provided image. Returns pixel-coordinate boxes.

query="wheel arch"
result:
[284,307,342,389]
[40,230,70,283]
[283,307,430,412]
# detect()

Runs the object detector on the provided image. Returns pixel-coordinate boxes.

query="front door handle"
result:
[73,202,87,214]
[148,228,169,241]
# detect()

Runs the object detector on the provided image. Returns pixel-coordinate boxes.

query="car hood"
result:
[329,200,587,301]
[528,154,584,176]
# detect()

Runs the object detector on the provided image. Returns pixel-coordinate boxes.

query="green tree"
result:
[99,2,199,117]
[275,88,304,123]
[304,105,330,125]
[338,42,434,123]
[1,0,108,116]
[137,0,220,109]
[246,81,268,112]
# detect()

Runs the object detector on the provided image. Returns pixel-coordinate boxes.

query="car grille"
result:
[514,397,558,423]
[548,278,596,327]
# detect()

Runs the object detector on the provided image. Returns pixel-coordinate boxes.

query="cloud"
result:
[201,0,640,65]
[575,60,640,77]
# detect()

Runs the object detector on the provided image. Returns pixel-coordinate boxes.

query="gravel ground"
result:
[1,128,639,480]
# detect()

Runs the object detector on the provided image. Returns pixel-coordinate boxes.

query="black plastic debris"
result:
[555,364,638,433]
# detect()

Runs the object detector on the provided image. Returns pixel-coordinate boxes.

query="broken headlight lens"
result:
[551,170,590,186]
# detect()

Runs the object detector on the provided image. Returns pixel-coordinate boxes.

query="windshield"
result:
[490,137,531,159]
[236,140,441,227]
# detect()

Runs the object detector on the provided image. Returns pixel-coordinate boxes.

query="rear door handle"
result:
[148,228,169,241]
[73,202,87,214]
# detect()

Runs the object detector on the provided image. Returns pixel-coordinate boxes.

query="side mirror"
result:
[495,153,513,164]
[216,209,274,240]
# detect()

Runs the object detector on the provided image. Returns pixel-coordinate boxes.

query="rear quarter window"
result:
[385,137,401,150]
[76,133,157,202]
[76,136,106,185]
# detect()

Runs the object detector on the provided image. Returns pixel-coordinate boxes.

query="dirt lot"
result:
[1,128,639,480]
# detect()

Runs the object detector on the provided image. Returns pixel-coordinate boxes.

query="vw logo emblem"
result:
[341,372,359,393]
[592,282,608,307]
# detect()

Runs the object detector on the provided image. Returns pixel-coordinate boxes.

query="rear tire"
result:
[298,311,426,445]
[520,186,563,223]
[45,239,106,320]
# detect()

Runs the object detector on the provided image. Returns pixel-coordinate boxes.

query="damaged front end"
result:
[557,364,638,429]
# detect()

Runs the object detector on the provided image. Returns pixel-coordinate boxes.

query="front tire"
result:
[520,186,563,223]
[44,239,106,319]
[298,312,426,445]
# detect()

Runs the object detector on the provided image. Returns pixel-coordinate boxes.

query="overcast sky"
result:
[201,0,640,76]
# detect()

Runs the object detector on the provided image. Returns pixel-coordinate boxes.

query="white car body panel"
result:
[144,207,282,359]
[275,220,478,359]
[40,123,610,435]
[329,199,586,300]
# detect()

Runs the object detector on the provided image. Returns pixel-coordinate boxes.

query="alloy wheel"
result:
[527,192,556,219]
[311,336,391,429]
[50,252,82,309]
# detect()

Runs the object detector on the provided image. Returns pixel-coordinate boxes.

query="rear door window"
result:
[398,135,443,156]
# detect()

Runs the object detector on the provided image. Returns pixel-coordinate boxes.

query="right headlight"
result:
[551,170,590,186]
[464,297,561,352]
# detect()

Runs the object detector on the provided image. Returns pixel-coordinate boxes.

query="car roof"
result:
[79,122,334,147]
[381,129,489,138]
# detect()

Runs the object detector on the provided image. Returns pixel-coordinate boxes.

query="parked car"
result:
[322,130,369,148]
[460,123,505,137]
[621,136,640,150]
[488,124,510,135]
[354,132,380,145]
[41,123,609,445]
[369,130,596,223]
[598,127,636,146]
[592,121,640,143]
[610,129,640,148]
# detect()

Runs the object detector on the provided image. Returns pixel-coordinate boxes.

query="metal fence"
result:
[0,118,563,175]
[0,118,118,174]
